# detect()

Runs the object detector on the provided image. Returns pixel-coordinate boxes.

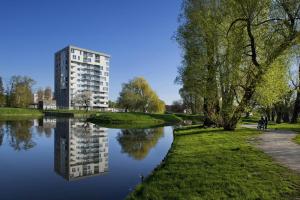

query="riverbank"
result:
[44,109,98,118]
[0,107,43,118]
[127,127,300,199]
[88,112,182,129]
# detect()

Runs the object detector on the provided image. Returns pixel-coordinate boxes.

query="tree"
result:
[108,100,117,108]
[117,77,165,113]
[74,90,92,111]
[291,56,300,123]
[254,56,290,117]
[176,0,300,130]
[0,76,5,106]
[44,86,52,101]
[167,100,185,113]
[37,88,44,102]
[9,76,35,108]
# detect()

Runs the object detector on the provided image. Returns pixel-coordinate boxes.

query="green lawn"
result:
[127,127,300,200]
[0,107,43,117]
[44,109,99,117]
[88,112,182,129]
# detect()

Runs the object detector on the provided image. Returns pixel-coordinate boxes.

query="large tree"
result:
[291,56,300,123]
[9,76,35,108]
[176,0,300,130]
[44,86,52,101]
[118,77,165,113]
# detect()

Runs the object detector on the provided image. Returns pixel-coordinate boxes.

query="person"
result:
[264,116,268,129]
[257,116,265,130]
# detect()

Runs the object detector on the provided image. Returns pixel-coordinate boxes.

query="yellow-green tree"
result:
[254,57,290,108]
[118,77,165,113]
[9,76,35,108]
[176,0,300,130]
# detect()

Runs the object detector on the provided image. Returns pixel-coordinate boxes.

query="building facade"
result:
[54,118,109,181]
[54,45,110,109]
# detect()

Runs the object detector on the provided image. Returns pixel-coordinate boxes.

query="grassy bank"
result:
[0,107,43,118]
[174,113,203,124]
[88,112,182,129]
[128,127,300,199]
[44,109,99,118]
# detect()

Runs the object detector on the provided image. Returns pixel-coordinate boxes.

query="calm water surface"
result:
[0,117,173,200]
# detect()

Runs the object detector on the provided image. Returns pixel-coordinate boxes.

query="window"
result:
[73,55,76,59]
[71,48,74,53]
[100,66,103,70]
[100,82,103,86]
[78,56,80,60]
[105,82,108,86]
[104,72,109,76]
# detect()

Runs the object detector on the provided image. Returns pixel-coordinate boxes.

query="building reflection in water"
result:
[54,118,108,181]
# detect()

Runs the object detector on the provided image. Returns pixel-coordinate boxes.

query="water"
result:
[0,117,173,200]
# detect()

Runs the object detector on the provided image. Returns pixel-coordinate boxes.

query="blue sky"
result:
[0,0,182,104]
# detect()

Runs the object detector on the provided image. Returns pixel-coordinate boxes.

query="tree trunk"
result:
[291,91,300,123]
[283,110,290,123]
[266,107,271,121]
[291,64,300,123]
[275,104,283,124]
[271,107,275,122]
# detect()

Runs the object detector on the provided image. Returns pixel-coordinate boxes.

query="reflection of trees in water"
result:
[117,127,164,160]
[7,120,36,151]
[35,126,52,138]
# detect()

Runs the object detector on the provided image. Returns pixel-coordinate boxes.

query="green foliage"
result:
[255,56,290,107]
[128,127,300,199]
[8,76,35,108]
[108,100,117,108]
[118,77,165,113]
[176,0,300,130]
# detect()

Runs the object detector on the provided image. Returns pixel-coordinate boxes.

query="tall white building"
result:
[54,45,110,109]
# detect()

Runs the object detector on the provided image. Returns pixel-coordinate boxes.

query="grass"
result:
[173,113,203,124]
[127,127,300,200]
[88,112,182,129]
[44,109,99,117]
[0,107,43,117]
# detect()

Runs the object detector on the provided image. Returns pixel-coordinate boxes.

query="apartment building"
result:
[54,45,110,109]
[54,118,109,181]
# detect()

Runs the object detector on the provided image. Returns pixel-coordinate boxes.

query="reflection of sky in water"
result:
[0,118,173,200]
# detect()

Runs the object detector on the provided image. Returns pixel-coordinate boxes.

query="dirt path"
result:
[243,124,300,173]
